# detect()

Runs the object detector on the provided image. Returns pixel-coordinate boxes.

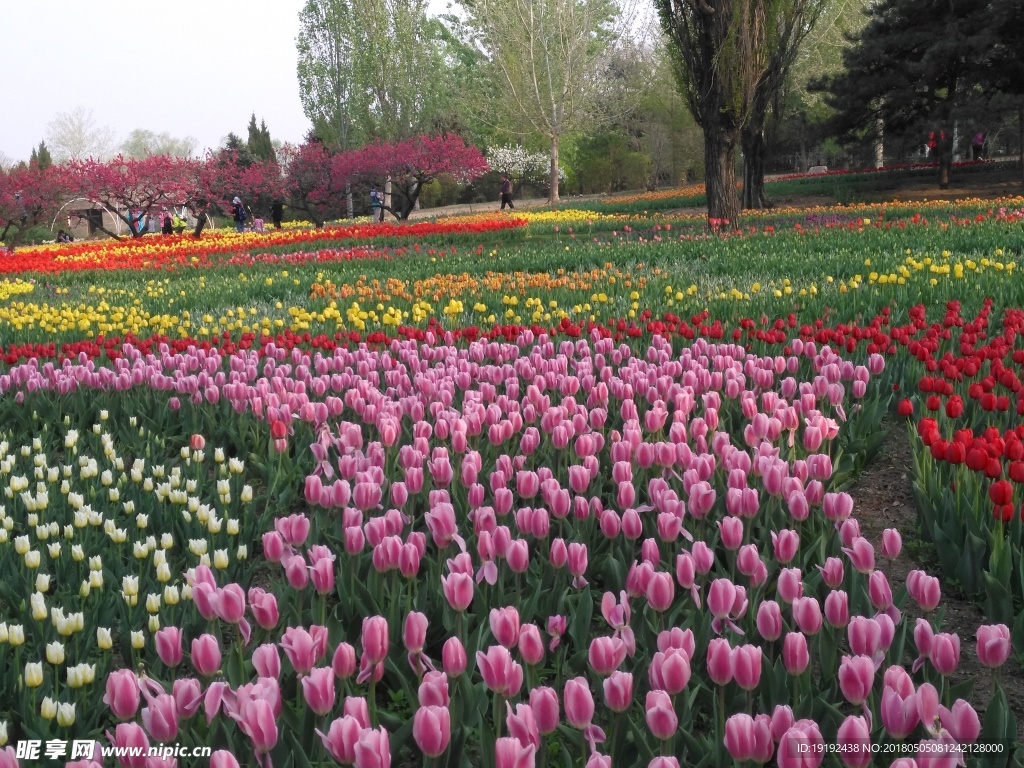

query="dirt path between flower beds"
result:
[849,422,1024,734]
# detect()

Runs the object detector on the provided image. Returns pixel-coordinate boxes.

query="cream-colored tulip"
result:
[97,627,112,649]
[24,662,43,688]
[57,702,76,727]
[45,641,64,665]
[40,696,57,720]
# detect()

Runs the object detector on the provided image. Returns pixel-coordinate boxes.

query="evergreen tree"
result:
[30,141,53,171]
[246,114,277,164]
[823,0,1011,188]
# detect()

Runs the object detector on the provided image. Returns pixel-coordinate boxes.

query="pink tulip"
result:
[236,698,278,754]
[252,644,281,679]
[155,627,183,668]
[104,669,140,720]
[495,737,535,768]
[529,686,560,734]
[930,633,960,675]
[907,570,941,612]
[140,690,179,744]
[731,645,762,691]
[476,645,524,697]
[824,591,849,628]
[172,679,203,719]
[783,633,809,675]
[823,492,854,522]
[939,699,981,743]
[719,517,744,550]
[518,623,545,666]
[301,667,336,715]
[332,642,356,680]
[776,721,824,768]
[818,557,844,588]
[262,531,285,563]
[280,627,326,675]
[106,723,150,768]
[507,539,530,573]
[603,670,633,713]
[441,572,474,611]
[771,529,800,564]
[646,571,675,612]
[361,616,389,666]
[414,706,451,757]
[443,636,467,676]
[869,570,894,613]
[881,528,902,559]
[976,624,1011,669]
[354,726,391,768]
[285,555,310,589]
[645,690,678,740]
[707,637,733,685]
[191,635,221,677]
[777,567,803,603]
[317,716,362,764]
[249,588,280,630]
[836,715,871,768]
[755,599,783,642]
[838,655,874,705]
[490,607,522,648]
[567,543,588,588]
[648,759,680,768]
[847,616,884,661]
[724,713,762,762]
[417,671,450,707]
[209,752,239,768]
[404,612,428,653]
[649,647,692,694]
[506,702,540,750]
[564,677,595,730]
[880,687,919,739]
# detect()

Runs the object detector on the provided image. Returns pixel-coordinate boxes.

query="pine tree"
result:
[36,142,53,171]
[247,114,277,164]
[823,0,1011,188]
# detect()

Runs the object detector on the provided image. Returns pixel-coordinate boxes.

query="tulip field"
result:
[0,190,1023,768]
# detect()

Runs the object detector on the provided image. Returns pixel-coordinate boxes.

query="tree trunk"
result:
[1019,106,1023,189]
[741,125,768,210]
[875,118,885,168]
[384,177,392,216]
[346,184,354,219]
[704,125,741,229]
[548,136,560,204]
[937,130,953,189]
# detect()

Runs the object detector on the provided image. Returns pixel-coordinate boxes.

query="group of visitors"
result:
[230,198,284,233]
[925,129,988,160]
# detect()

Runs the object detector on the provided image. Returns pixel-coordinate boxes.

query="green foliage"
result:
[567,130,651,194]
[247,114,277,164]
[30,141,53,171]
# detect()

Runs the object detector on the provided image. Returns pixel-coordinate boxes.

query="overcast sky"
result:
[0,0,452,163]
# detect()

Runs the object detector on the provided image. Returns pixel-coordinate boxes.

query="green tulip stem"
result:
[494,693,504,741]
[369,676,378,727]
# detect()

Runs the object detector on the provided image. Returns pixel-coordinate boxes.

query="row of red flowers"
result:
[0,217,527,275]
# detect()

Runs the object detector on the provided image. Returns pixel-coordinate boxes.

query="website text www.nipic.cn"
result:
[15,740,213,761]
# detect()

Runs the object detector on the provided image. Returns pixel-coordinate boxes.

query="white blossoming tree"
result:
[486,145,566,197]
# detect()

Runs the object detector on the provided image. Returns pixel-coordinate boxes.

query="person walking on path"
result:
[231,197,247,233]
[499,176,514,210]
[972,132,985,160]
[370,186,385,223]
